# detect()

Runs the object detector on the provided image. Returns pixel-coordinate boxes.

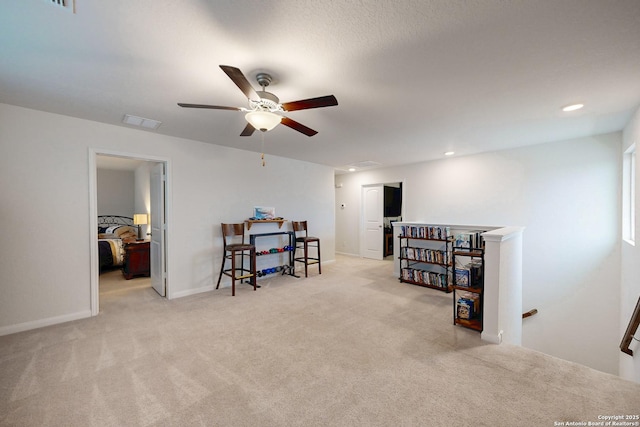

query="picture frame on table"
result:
[253,206,276,220]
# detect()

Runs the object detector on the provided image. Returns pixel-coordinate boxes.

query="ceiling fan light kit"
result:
[245,110,281,132]
[178,65,338,137]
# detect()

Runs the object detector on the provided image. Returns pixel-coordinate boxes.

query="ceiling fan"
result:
[178,65,338,137]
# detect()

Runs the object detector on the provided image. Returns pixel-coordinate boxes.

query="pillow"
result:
[105,225,120,234]
[119,230,138,240]
[113,226,137,239]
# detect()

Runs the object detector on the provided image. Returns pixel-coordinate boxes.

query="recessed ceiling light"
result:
[348,168,356,172]
[444,151,455,156]
[562,103,584,112]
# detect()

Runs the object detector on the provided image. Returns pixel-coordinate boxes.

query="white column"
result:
[481,226,525,345]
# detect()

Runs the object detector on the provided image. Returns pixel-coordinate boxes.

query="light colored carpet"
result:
[1,255,639,426]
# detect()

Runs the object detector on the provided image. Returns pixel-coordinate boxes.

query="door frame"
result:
[149,162,166,297]
[360,184,384,260]
[88,148,172,316]
[359,180,405,258]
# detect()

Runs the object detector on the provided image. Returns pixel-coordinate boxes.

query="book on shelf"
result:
[455,268,470,287]
[399,225,450,240]
[401,246,449,267]
[457,298,473,319]
[401,267,448,288]
[454,230,486,250]
[469,260,483,287]
[428,226,450,240]
[456,292,480,319]
[455,261,482,288]
[454,233,472,249]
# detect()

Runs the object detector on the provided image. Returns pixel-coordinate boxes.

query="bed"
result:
[98,215,138,272]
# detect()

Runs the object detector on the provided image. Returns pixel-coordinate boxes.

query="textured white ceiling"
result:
[2,1,639,172]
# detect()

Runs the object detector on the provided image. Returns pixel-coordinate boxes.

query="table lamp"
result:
[133,214,148,241]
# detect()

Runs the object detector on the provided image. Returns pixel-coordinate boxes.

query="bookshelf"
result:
[398,225,452,292]
[452,240,485,332]
[393,222,525,344]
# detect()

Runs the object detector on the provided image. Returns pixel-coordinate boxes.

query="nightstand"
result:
[123,241,150,279]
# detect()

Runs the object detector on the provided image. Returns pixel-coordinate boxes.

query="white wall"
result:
[0,103,335,334]
[620,106,640,382]
[335,134,621,374]
[97,168,135,216]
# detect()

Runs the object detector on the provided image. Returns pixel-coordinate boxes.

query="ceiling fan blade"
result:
[219,65,258,99]
[178,103,240,111]
[240,122,256,136]
[281,95,338,112]
[281,117,318,137]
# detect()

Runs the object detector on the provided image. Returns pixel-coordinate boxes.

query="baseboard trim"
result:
[481,330,503,344]
[170,285,215,299]
[335,251,361,257]
[0,310,92,337]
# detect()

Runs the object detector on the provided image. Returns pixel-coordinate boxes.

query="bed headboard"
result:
[98,215,134,227]
[97,215,138,241]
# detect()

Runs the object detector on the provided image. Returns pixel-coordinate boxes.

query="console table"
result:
[246,219,286,230]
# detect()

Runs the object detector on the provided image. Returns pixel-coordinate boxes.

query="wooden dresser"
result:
[123,241,150,279]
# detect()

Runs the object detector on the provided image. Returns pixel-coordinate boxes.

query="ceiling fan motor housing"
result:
[253,72,280,110]
[257,91,280,110]
[255,72,272,88]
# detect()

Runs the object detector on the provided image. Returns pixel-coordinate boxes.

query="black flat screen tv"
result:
[384,186,402,217]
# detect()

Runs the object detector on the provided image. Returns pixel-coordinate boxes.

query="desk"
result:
[249,231,298,278]
[384,233,394,257]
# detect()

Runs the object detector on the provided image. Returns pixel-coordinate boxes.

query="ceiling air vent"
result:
[337,160,382,173]
[349,160,381,168]
[123,114,162,130]
[47,0,75,12]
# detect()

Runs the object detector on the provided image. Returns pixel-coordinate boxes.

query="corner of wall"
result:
[619,105,640,383]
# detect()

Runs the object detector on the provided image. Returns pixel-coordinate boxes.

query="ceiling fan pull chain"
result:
[261,132,266,167]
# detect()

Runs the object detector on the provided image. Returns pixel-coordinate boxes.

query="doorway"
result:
[89,149,170,316]
[361,181,403,260]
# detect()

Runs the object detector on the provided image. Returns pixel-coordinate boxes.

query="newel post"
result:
[481,226,525,345]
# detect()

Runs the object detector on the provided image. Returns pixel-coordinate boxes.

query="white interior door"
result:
[150,163,166,296]
[362,185,384,260]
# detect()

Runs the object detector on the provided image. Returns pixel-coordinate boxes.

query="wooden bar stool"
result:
[216,223,256,296]
[292,221,321,277]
